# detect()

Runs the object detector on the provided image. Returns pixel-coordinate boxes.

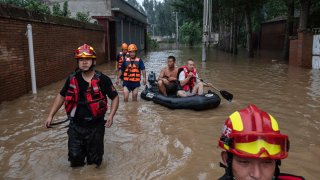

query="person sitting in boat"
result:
[158,56,179,96]
[218,104,305,180]
[177,59,204,97]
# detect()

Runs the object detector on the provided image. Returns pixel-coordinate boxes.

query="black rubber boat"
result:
[140,72,221,110]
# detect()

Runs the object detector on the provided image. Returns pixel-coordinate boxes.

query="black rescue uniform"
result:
[60,71,118,167]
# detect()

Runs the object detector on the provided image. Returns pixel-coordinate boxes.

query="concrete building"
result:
[47,0,147,61]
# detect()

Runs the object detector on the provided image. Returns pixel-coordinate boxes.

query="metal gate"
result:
[312,28,320,69]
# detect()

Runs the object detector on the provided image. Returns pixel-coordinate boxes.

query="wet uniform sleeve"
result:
[121,61,126,72]
[116,54,120,62]
[59,78,70,97]
[100,75,118,99]
[139,59,145,70]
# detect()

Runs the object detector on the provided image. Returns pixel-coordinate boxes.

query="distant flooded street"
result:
[0,45,319,179]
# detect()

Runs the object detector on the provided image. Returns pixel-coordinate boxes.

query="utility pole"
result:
[202,0,212,62]
[175,12,179,45]
[152,24,155,37]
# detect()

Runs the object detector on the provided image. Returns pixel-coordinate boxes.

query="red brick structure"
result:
[0,4,106,102]
[289,31,313,68]
[260,16,299,51]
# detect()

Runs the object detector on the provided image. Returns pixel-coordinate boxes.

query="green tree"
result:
[155,0,175,36]
[62,1,70,17]
[171,0,203,22]
[76,11,91,23]
[179,21,201,46]
[1,0,51,15]
[52,3,63,16]
[52,1,70,17]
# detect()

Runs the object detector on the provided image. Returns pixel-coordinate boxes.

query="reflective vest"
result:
[118,52,125,69]
[278,173,305,180]
[64,72,108,118]
[123,57,141,82]
[180,66,197,92]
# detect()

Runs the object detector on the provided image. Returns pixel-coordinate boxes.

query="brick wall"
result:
[289,31,313,68]
[260,21,286,50]
[0,4,106,102]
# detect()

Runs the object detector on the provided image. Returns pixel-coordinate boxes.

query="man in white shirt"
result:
[177,59,204,97]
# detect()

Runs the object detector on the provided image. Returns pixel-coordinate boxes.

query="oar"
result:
[195,77,233,102]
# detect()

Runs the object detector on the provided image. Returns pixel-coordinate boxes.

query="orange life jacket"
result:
[123,57,141,82]
[179,66,197,92]
[64,72,108,118]
[118,52,125,69]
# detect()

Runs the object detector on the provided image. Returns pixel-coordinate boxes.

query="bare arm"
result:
[179,72,192,86]
[44,94,65,128]
[159,69,164,79]
[105,95,119,128]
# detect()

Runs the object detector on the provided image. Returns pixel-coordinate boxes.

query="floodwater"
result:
[0,44,319,179]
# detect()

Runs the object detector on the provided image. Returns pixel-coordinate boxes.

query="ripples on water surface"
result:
[0,45,319,179]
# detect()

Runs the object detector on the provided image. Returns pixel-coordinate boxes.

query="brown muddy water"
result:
[0,45,319,179]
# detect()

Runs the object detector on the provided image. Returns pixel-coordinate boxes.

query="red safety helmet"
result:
[74,44,96,59]
[218,104,289,159]
[128,44,138,52]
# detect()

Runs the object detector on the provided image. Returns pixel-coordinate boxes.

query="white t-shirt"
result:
[178,71,200,83]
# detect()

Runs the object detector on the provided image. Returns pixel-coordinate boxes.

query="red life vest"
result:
[179,66,197,92]
[64,72,108,118]
[123,57,141,82]
[278,173,305,180]
[118,52,125,69]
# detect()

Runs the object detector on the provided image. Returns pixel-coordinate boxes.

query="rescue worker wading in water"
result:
[44,44,119,167]
[115,43,129,82]
[116,44,146,102]
[218,104,305,180]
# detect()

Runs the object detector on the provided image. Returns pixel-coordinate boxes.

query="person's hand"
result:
[143,79,147,85]
[105,115,113,128]
[188,72,193,78]
[44,116,53,128]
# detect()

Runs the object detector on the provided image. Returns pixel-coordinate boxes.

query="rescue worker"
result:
[116,44,146,102]
[218,104,305,180]
[115,43,128,82]
[44,44,119,167]
[177,59,204,97]
[158,56,179,96]
[116,43,129,85]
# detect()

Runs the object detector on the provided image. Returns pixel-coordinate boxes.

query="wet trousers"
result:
[67,118,105,167]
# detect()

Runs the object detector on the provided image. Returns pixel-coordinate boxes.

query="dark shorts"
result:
[165,81,178,95]
[123,81,140,92]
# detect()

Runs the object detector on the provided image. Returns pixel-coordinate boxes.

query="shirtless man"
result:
[158,56,179,96]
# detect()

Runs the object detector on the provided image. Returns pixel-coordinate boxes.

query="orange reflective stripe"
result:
[122,57,141,82]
